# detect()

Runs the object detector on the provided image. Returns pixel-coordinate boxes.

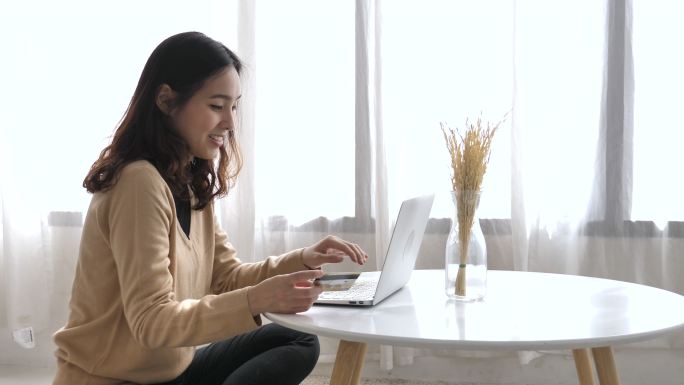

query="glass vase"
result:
[445,190,487,301]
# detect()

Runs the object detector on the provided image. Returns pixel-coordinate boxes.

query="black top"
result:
[174,198,191,238]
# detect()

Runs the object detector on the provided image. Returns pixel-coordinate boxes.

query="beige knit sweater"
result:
[53,160,308,385]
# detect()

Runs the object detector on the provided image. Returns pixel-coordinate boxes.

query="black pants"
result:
[151,324,320,385]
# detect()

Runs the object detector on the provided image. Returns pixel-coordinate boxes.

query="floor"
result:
[5,347,683,385]
[302,377,484,385]
[0,366,487,385]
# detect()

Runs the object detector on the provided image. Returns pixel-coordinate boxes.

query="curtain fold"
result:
[221,0,258,263]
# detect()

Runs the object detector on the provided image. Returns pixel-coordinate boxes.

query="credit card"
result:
[314,273,360,291]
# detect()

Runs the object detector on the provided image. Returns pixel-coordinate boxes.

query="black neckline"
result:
[174,198,191,239]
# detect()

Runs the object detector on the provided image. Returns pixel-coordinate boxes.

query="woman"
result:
[53,31,367,385]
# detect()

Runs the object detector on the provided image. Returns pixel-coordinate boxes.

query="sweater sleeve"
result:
[210,212,310,295]
[107,164,259,349]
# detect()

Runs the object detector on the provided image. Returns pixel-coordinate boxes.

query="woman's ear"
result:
[156,84,177,115]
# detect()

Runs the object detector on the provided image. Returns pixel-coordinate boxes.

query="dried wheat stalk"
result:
[441,113,505,296]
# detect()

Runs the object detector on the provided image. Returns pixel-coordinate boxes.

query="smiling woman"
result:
[52,31,368,385]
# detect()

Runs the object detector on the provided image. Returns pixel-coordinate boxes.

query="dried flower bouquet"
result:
[441,113,505,296]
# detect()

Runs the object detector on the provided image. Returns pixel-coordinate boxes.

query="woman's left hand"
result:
[301,235,368,269]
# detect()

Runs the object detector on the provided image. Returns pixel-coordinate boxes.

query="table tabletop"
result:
[265,269,684,351]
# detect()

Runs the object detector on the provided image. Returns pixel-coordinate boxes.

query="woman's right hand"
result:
[247,270,325,315]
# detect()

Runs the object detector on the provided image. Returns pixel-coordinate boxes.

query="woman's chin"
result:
[192,150,220,161]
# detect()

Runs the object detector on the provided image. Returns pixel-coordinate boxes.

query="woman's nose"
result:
[223,113,236,131]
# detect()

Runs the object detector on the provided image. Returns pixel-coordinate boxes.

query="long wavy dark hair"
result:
[83,31,243,210]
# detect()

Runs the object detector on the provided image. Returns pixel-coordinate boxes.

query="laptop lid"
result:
[314,194,434,306]
[372,194,434,304]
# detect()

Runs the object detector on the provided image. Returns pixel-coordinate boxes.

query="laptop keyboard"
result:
[318,279,378,301]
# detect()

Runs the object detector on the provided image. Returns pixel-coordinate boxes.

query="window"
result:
[0,0,239,214]
[632,1,684,224]
[381,1,514,220]
[255,0,355,224]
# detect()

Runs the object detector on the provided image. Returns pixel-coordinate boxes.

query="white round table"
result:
[265,270,684,385]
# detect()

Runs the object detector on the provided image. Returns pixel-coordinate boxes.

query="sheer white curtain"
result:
[633,1,684,225]
[511,0,606,274]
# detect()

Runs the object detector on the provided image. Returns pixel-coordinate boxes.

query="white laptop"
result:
[314,194,434,307]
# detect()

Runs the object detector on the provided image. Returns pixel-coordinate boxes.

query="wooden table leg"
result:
[592,346,621,385]
[329,340,368,385]
[573,349,597,385]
